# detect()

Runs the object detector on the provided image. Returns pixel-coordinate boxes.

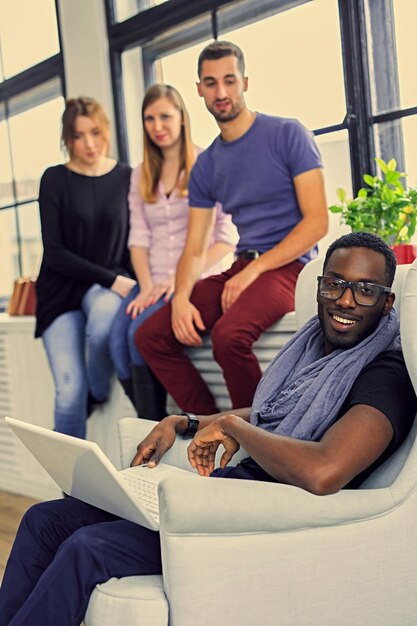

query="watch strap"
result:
[180,412,199,438]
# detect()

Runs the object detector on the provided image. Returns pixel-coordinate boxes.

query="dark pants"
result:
[0,467,256,626]
[0,498,161,626]
[135,258,302,413]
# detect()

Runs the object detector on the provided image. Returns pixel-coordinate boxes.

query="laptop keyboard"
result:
[121,472,160,523]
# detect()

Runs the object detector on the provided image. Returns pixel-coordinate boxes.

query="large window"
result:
[0,0,60,78]
[0,0,65,307]
[107,0,417,246]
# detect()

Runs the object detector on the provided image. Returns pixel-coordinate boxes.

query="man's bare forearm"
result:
[218,404,394,495]
[250,214,328,275]
[221,414,324,489]
[174,252,206,301]
[170,407,251,435]
[173,206,217,301]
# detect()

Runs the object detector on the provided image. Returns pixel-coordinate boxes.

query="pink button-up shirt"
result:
[127,164,237,284]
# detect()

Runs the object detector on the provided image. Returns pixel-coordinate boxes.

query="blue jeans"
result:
[109,284,167,380]
[42,284,122,439]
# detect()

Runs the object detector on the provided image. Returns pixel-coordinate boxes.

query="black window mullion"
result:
[55,0,67,98]
[372,105,417,125]
[338,0,374,193]
[0,54,64,103]
[110,49,130,163]
[365,0,405,172]
[106,0,236,48]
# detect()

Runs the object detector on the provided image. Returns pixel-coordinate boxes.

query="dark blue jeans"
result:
[0,467,255,626]
[0,498,162,626]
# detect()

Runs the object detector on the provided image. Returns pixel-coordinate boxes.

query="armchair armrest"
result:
[157,474,417,626]
[158,473,397,534]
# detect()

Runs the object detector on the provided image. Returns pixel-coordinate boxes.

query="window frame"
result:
[106,0,417,195]
[0,0,65,301]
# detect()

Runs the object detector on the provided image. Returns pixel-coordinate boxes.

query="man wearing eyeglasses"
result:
[2,233,416,626]
[134,231,416,493]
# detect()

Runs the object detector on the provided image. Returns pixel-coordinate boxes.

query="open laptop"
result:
[5,416,196,531]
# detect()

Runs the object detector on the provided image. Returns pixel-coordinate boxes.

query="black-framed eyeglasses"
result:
[317,276,392,307]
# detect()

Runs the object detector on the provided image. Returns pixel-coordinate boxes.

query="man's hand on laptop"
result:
[130,415,186,468]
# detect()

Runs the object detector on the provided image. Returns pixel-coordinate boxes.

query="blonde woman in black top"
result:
[36,97,135,438]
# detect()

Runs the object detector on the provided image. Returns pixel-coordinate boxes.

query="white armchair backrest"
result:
[295,256,410,330]
[365,257,417,490]
[294,257,323,329]
[400,257,417,394]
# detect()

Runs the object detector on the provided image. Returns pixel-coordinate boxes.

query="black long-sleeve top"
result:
[35,163,133,337]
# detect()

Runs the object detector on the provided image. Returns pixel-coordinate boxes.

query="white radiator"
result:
[0,312,296,500]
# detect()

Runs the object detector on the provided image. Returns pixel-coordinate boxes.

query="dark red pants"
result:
[135,258,303,414]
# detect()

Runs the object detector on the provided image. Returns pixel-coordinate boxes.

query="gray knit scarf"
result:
[250,309,401,441]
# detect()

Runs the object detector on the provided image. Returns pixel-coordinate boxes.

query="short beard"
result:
[318,302,384,352]
[206,101,243,123]
[323,333,360,351]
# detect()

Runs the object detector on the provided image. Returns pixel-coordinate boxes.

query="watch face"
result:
[182,414,199,438]
[189,418,199,435]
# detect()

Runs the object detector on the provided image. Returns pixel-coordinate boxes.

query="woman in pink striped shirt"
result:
[109,84,236,420]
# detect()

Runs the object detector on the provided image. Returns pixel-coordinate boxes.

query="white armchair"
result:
[85,258,417,626]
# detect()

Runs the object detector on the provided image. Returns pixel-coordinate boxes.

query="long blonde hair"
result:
[140,84,195,202]
[61,96,110,157]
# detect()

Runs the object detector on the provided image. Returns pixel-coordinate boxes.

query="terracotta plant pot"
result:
[391,244,417,264]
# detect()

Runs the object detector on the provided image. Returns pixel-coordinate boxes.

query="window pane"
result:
[160,1,345,149]
[393,0,417,110]
[219,0,346,130]
[0,0,59,78]
[374,116,417,191]
[17,202,42,277]
[0,119,14,208]
[8,96,65,202]
[0,209,19,297]
[160,38,220,150]
[366,0,417,115]
[315,130,352,253]
[114,0,169,22]
[403,116,417,189]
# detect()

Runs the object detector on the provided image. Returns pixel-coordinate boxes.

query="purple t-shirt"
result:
[188,113,323,262]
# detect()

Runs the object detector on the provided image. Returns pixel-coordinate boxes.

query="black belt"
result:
[236,249,263,260]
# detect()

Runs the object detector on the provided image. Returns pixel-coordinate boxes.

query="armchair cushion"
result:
[84,575,167,626]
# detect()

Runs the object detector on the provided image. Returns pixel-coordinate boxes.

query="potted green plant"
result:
[329,157,417,263]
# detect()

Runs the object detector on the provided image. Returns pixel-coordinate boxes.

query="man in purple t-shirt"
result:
[136,40,328,415]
